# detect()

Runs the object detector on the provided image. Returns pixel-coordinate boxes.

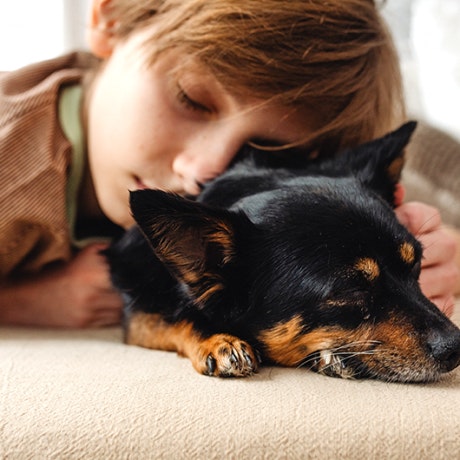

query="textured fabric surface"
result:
[1,306,459,459]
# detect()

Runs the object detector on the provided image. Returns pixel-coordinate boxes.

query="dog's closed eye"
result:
[325,290,371,321]
[325,290,367,307]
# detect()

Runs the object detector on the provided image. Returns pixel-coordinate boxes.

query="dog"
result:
[105,122,460,382]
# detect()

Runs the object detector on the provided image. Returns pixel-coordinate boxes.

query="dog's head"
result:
[130,122,460,382]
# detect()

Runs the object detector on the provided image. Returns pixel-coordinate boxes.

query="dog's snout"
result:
[426,329,460,372]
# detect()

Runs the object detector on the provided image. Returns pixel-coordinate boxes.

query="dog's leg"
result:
[125,312,258,377]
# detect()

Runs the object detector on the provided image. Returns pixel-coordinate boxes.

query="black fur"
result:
[105,122,460,382]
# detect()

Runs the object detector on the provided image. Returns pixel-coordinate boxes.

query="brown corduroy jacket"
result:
[0,52,98,278]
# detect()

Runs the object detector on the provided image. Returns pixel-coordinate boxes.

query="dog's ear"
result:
[342,121,417,206]
[129,189,248,308]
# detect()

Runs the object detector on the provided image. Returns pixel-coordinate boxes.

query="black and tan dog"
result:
[105,122,460,382]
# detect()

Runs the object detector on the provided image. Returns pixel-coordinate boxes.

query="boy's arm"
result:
[0,244,123,328]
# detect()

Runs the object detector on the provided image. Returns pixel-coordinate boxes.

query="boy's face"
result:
[86,30,310,229]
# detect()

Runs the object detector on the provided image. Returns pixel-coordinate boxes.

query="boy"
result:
[0,0,458,327]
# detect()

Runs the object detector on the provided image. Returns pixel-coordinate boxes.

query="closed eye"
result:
[176,84,212,114]
[323,289,372,327]
[326,289,371,312]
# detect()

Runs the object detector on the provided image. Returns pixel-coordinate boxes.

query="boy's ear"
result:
[87,0,118,58]
[342,121,417,206]
[129,190,249,308]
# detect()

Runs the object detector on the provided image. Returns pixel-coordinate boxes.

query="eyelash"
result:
[176,84,211,113]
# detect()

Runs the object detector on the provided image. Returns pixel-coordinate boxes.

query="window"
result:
[0,0,89,71]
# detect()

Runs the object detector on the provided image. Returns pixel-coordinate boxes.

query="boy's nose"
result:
[172,141,239,194]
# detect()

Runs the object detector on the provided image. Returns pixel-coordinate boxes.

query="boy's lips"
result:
[134,176,150,190]
[133,176,186,195]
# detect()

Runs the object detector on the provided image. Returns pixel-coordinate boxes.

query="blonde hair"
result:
[104,0,405,155]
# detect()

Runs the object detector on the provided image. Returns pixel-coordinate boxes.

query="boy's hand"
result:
[56,243,124,328]
[395,202,460,317]
[0,243,123,328]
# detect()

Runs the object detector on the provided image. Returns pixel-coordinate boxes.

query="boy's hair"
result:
[105,0,404,155]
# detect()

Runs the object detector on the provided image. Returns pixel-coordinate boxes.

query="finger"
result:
[395,202,441,236]
[89,315,122,328]
[71,246,113,278]
[77,242,110,259]
[418,229,457,268]
[92,291,124,310]
[87,242,111,252]
[90,306,123,326]
[429,296,455,318]
[419,264,459,299]
[394,183,406,207]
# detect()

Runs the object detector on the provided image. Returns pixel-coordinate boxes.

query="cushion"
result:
[1,305,459,459]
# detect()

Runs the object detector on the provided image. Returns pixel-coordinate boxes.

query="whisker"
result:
[297,354,321,369]
[330,340,381,352]
[297,346,381,370]
[294,334,390,376]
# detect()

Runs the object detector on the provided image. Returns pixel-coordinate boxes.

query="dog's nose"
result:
[426,329,460,372]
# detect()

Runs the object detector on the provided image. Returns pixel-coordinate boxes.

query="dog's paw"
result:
[194,334,259,377]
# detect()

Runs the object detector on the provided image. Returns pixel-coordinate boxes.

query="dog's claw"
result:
[230,350,239,366]
[243,350,253,367]
[196,334,258,377]
[206,355,216,375]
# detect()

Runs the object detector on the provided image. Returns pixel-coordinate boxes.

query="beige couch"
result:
[1,308,459,459]
[1,124,460,459]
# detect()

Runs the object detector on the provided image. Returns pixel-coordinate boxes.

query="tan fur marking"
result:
[386,156,405,182]
[208,221,235,264]
[194,280,225,305]
[399,242,415,265]
[258,316,337,366]
[126,313,200,356]
[355,257,380,281]
[325,299,353,307]
[357,317,437,381]
[126,313,257,376]
[181,269,202,286]
[371,317,416,348]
